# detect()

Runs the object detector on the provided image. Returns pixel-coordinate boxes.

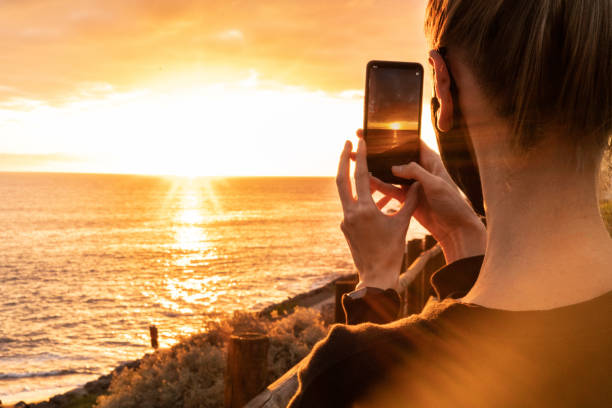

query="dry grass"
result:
[94,307,329,408]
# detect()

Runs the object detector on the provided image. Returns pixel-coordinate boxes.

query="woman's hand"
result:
[337,139,420,291]
[366,137,486,264]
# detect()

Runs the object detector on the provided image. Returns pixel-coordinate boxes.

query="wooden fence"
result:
[226,235,445,408]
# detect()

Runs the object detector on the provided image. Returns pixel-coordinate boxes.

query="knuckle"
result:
[343,208,355,222]
[355,169,368,179]
[356,204,374,219]
[430,177,446,194]
[432,161,442,175]
[343,203,377,226]
[395,162,415,177]
[342,216,355,229]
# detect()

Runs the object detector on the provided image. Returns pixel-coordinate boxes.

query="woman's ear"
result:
[428,50,453,132]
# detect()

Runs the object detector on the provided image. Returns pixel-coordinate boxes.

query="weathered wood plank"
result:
[399,244,442,291]
[244,359,304,408]
[225,333,270,408]
[245,244,445,408]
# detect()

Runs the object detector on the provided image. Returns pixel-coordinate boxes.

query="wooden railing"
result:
[234,236,444,408]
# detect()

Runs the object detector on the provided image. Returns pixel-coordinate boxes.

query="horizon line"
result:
[0,170,335,179]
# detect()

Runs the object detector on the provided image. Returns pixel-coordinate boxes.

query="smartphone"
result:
[364,61,424,185]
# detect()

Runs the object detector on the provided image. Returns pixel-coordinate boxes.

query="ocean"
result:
[0,173,427,404]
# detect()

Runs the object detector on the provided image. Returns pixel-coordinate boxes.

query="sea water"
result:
[0,173,427,403]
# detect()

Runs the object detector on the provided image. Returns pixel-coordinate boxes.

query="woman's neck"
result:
[462,136,612,311]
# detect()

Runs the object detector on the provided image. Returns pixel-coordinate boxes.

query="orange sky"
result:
[0,0,433,176]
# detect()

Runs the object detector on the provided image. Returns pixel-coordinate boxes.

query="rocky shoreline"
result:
[1,360,141,408]
[2,273,354,408]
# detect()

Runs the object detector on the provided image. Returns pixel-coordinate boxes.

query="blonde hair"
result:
[425,0,612,156]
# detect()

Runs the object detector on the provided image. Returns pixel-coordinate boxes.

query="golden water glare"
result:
[152,180,229,347]
[172,186,217,263]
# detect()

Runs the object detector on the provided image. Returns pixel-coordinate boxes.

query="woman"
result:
[288,0,612,406]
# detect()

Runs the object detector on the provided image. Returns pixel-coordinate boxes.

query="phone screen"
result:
[364,61,423,185]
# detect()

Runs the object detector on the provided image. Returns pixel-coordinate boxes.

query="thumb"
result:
[392,162,438,188]
[395,181,420,222]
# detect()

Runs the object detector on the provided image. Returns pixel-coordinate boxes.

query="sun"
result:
[389,122,401,130]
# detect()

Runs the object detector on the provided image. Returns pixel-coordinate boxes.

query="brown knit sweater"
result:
[288,256,612,407]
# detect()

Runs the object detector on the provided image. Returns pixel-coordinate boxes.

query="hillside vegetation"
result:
[94,308,329,408]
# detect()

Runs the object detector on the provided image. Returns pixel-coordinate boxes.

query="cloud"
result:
[0,153,86,171]
[216,29,245,42]
[338,89,364,100]
[239,69,259,87]
[0,0,428,107]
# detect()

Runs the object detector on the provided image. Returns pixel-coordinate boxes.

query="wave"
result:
[85,297,116,304]
[100,340,144,347]
[0,367,99,381]
[20,314,61,322]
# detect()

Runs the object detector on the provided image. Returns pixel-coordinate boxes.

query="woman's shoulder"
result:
[325,298,465,350]
[287,300,477,407]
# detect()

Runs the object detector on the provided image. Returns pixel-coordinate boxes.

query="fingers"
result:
[419,140,454,185]
[392,162,438,187]
[350,128,363,160]
[370,176,406,202]
[354,139,372,202]
[336,140,354,208]
[375,195,393,210]
[396,181,421,221]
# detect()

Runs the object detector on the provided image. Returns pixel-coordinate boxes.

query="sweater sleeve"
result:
[341,255,484,325]
[288,257,484,407]
[287,321,421,408]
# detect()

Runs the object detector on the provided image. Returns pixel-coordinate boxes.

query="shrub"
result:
[94,307,329,408]
[266,308,328,383]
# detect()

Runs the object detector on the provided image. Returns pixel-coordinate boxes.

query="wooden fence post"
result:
[149,325,158,349]
[334,279,357,323]
[424,234,437,251]
[225,332,270,408]
[423,244,446,303]
[401,239,424,316]
[403,236,440,315]
[406,239,424,267]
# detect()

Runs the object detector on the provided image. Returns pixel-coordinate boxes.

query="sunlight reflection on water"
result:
[0,173,428,403]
